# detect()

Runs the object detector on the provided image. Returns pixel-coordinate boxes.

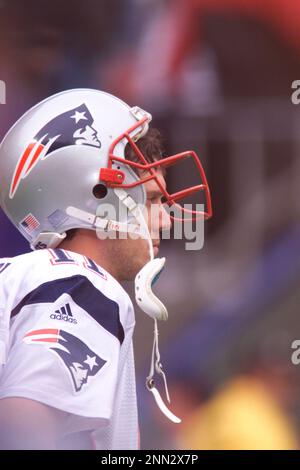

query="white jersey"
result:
[0,248,139,450]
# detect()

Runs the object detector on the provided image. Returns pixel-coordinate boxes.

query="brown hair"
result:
[125,127,165,164]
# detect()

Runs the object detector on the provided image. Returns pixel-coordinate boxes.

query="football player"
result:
[0,89,212,449]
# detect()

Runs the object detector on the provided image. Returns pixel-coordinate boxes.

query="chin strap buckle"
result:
[31,232,67,250]
[99,168,125,185]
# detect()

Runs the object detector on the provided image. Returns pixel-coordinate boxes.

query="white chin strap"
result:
[113,189,181,424]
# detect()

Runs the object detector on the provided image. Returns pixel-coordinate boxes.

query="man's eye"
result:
[148,197,160,204]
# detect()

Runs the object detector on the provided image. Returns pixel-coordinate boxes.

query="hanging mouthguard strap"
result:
[113,189,181,424]
[146,320,181,424]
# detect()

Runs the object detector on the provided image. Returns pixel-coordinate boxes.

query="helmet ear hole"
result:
[92,184,108,199]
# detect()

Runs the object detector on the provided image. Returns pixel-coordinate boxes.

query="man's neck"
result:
[59,231,120,281]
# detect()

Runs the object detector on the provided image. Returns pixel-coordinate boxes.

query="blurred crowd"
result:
[1,0,300,449]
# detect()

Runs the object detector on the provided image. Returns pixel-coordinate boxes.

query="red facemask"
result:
[100,115,212,222]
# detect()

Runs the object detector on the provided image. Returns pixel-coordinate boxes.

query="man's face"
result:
[144,170,171,256]
[107,170,172,281]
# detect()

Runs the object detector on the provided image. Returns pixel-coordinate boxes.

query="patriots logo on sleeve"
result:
[23,328,106,392]
[10,103,101,199]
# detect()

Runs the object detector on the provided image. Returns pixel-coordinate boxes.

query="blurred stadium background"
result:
[1,0,300,449]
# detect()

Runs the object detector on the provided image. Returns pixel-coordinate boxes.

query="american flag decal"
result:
[20,213,40,234]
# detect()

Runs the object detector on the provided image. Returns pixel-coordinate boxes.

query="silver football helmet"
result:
[0,89,151,249]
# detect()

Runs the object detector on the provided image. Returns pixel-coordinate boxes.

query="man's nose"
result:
[159,204,172,232]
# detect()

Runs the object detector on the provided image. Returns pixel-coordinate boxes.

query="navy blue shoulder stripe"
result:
[11,275,124,344]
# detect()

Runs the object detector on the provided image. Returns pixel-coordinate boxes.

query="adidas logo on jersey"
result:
[50,303,77,324]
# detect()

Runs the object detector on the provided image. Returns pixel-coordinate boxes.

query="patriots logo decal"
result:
[23,328,106,392]
[10,104,101,199]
